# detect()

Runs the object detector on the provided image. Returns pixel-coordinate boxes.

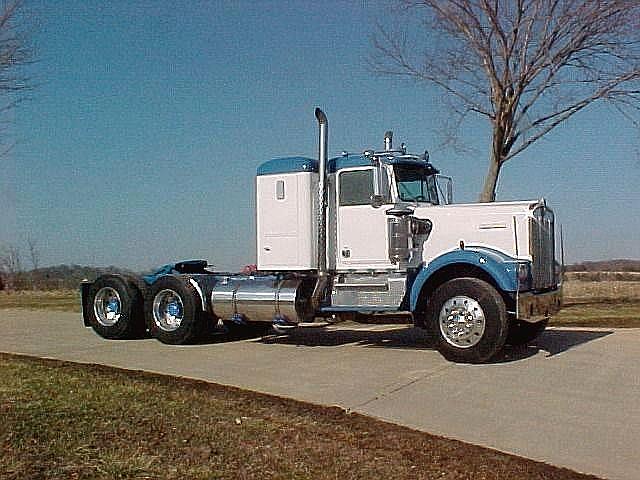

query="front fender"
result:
[409,248,521,311]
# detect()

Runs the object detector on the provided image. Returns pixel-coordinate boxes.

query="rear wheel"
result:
[145,276,206,344]
[425,278,508,363]
[506,318,548,346]
[88,274,144,339]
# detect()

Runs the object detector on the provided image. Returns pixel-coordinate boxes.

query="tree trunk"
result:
[479,152,501,202]
[479,118,511,202]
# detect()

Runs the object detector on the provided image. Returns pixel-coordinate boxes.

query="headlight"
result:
[517,262,532,291]
[410,218,432,236]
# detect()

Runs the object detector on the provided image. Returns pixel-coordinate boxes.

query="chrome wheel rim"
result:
[93,287,122,326]
[152,289,184,332]
[439,295,486,348]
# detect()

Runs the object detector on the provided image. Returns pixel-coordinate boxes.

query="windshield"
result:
[394,165,439,204]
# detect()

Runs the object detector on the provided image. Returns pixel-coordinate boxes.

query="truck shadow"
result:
[496,328,614,362]
[252,325,614,362]
[260,325,437,350]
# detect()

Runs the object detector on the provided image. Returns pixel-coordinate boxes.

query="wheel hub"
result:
[153,289,184,332]
[93,287,122,326]
[439,295,486,348]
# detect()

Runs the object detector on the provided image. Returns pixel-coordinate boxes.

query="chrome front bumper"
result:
[517,287,563,323]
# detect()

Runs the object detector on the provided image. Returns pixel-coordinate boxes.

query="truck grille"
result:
[530,206,556,290]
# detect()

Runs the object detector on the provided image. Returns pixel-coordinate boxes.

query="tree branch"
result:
[372,0,640,200]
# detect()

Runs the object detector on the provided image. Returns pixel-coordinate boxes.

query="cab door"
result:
[336,167,394,270]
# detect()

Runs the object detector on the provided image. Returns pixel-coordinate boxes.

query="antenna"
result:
[560,224,565,280]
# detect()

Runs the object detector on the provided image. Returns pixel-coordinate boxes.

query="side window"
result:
[276,180,285,200]
[339,169,374,206]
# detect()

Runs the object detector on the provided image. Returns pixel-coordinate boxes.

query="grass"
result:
[564,271,640,282]
[552,277,640,328]
[0,354,601,480]
[550,301,640,328]
[0,289,80,312]
[563,279,640,303]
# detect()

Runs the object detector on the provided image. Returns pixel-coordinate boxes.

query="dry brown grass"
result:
[551,302,640,328]
[551,277,640,328]
[564,271,640,282]
[563,279,640,304]
[0,290,79,311]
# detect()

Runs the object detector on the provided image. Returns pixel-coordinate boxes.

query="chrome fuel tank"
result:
[210,276,311,323]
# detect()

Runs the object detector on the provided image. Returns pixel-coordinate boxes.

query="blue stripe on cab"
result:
[256,157,318,175]
[257,154,439,175]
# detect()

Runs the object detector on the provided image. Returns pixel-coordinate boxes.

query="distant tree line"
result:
[0,240,137,290]
[565,260,640,273]
[0,240,38,290]
[2,238,640,291]
[0,264,138,291]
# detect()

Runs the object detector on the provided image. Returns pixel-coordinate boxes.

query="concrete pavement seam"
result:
[346,364,453,411]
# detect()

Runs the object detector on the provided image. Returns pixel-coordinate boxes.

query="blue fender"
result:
[409,247,521,311]
[143,264,175,285]
[142,260,209,285]
[142,260,211,312]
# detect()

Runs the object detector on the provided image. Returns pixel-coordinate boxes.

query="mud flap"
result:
[80,280,93,326]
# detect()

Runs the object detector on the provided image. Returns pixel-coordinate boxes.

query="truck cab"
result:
[328,152,442,271]
[255,116,561,362]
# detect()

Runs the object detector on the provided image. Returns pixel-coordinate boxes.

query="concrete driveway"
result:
[2,309,639,480]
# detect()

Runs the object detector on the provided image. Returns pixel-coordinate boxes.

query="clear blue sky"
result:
[2,0,639,271]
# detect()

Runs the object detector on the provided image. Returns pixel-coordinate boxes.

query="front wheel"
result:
[145,276,207,345]
[425,278,508,363]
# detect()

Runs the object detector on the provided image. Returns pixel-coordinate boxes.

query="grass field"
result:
[563,277,640,303]
[0,354,602,480]
[552,277,640,328]
[0,289,80,312]
[550,301,640,328]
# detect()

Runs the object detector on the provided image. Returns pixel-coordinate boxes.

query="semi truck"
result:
[81,108,562,363]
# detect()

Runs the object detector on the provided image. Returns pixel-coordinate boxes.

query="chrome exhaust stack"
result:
[311,108,329,311]
[384,131,393,151]
[315,107,328,275]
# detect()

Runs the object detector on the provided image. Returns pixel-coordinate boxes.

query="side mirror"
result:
[370,194,385,208]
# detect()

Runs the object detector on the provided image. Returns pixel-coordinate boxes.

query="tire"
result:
[87,274,145,339]
[506,318,548,346]
[424,277,509,363]
[145,275,206,345]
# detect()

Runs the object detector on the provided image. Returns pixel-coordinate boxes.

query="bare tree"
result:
[0,2,32,289]
[0,243,22,289]
[0,0,32,150]
[26,235,39,270]
[26,235,40,289]
[372,0,640,201]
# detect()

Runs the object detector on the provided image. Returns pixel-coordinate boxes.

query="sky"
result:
[1,0,639,271]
